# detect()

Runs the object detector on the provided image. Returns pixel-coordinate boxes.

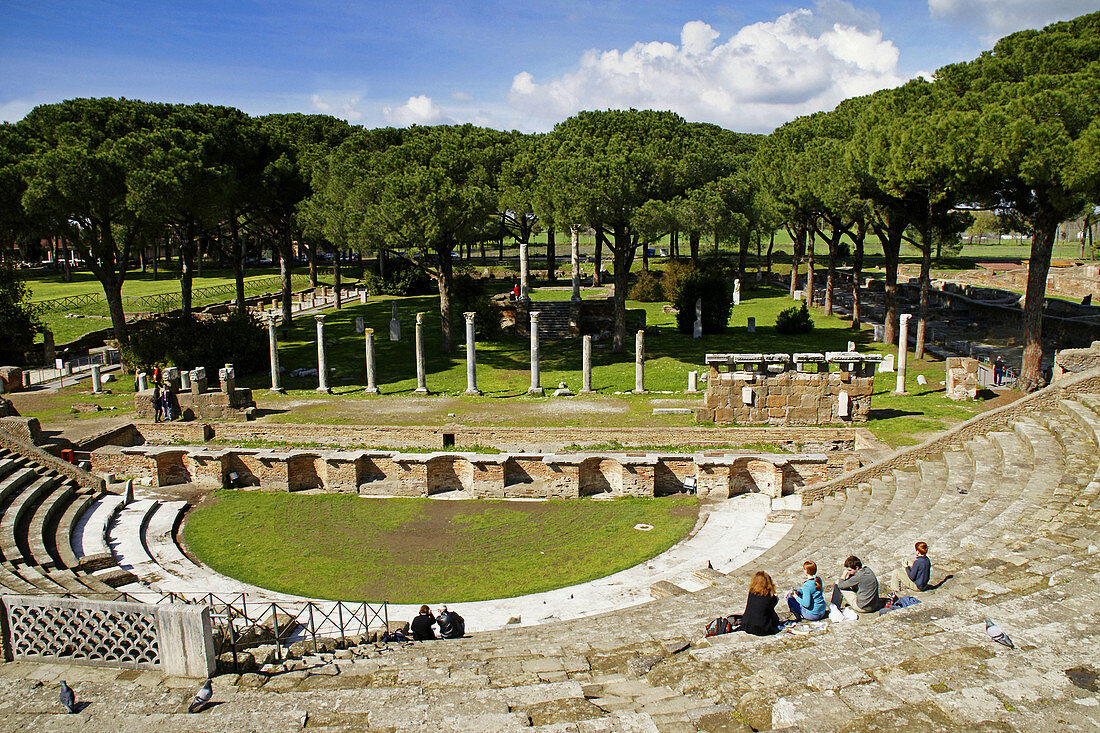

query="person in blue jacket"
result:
[786,560,828,621]
[889,541,932,593]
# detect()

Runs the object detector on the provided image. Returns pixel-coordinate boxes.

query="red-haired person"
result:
[740,571,781,636]
[786,560,827,621]
[889,541,932,594]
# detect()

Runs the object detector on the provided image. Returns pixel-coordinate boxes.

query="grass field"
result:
[182,491,698,603]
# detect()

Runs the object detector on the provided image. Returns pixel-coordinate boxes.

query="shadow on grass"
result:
[867,408,922,420]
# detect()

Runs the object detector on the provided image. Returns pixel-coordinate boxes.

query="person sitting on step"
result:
[786,560,827,621]
[437,605,465,639]
[410,605,437,640]
[889,541,932,594]
[831,555,881,613]
[741,570,781,636]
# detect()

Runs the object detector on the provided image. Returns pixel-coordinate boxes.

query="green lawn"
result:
[183,491,698,603]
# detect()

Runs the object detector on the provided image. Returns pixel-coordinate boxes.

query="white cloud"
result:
[0,98,37,123]
[310,92,364,122]
[929,0,1098,43]
[381,94,453,126]
[451,90,473,102]
[507,2,906,132]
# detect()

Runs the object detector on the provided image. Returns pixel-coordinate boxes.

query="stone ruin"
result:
[1053,340,1100,381]
[134,363,255,421]
[945,356,982,400]
[698,352,882,425]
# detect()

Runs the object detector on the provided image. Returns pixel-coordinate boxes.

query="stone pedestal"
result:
[389,302,401,341]
[267,316,284,393]
[693,299,702,339]
[315,315,331,394]
[414,312,428,394]
[137,372,148,392]
[528,312,543,395]
[733,279,741,306]
[355,316,365,334]
[464,312,480,395]
[181,370,191,392]
[581,334,593,394]
[364,328,379,394]
[747,317,756,333]
[633,330,646,394]
[894,313,911,395]
[687,370,698,393]
[189,367,206,395]
[570,226,581,302]
[219,364,235,394]
[91,364,103,393]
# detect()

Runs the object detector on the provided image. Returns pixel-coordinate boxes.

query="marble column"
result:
[315,314,330,393]
[464,312,480,395]
[895,313,912,395]
[570,225,581,302]
[528,311,543,395]
[414,312,429,394]
[267,316,284,393]
[581,334,593,394]
[90,364,103,394]
[364,328,379,394]
[519,240,530,302]
[634,330,646,394]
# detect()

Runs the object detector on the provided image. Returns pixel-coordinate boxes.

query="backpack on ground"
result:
[705,616,733,637]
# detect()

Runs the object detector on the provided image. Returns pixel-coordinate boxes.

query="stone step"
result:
[649,580,689,598]
[55,491,97,569]
[0,475,62,565]
[26,481,78,569]
[74,492,125,561]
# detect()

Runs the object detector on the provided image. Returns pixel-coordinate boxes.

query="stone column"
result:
[582,334,593,394]
[364,328,379,394]
[693,299,703,339]
[895,313,912,395]
[90,364,103,394]
[570,225,581,302]
[733,279,741,306]
[137,372,148,392]
[464,312,480,395]
[634,330,646,394]
[267,316,284,393]
[315,314,330,393]
[519,240,530,302]
[414,312,429,394]
[528,311,544,395]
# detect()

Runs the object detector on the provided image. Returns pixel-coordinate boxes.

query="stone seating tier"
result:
[2,388,1100,729]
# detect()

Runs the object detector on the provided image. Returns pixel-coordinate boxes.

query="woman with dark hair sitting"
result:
[741,570,781,636]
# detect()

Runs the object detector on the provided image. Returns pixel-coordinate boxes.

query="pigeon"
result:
[188,678,212,713]
[59,680,77,714]
[985,618,1015,649]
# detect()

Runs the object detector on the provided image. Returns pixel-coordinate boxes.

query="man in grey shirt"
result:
[832,555,881,613]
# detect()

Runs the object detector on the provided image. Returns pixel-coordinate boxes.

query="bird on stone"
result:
[59,681,77,714]
[985,618,1015,649]
[189,678,212,713]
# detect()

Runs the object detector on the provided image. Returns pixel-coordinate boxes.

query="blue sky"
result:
[2,1,1096,132]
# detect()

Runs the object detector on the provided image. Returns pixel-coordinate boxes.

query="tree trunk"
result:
[824,229,838,317]
[610,225,632,353]
[438,242,455,354]
[140,247,146,273]
[738,232,749,278]
[806,229,815,306]
[377,248,387,280]
[546,226,556,282]
[180,223,195,320]
[641,240,649,271]
[152,240,158,281]
[279,229,293,327]
[851,225,865,329]
[671,230,679,259]
[104,276,128,346]
[1018,216,1058,391]
[915,224,932,361]
[333,245,342,309]
[593,229,605,286]
[689,230,700,264]
[789,226,805,298]
[766,231,775,278]
[878,224,903,347]
[232,220,246,315]
[307,243,318,288]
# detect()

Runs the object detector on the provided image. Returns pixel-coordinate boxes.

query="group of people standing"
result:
[737,542,932,635]
[145,365,178,423]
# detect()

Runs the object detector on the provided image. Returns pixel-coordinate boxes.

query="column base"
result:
[891,390,908,396]
[571,294,581,302]
[465,388,482,396]
[364,387,380,395]
[527,387,545,396]
[633,389,648,395]
[413,387,430,395]
[316,387,331,394]
[580,389,595,395]
[269,387,286,394]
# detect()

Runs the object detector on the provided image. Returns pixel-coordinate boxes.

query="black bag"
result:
[705,616,733,637]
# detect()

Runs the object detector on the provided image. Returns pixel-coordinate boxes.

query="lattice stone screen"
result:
[2,595,214,677]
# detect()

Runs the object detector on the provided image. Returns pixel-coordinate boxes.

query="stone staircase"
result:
[2,391,1100,730]
[531,301,574,339]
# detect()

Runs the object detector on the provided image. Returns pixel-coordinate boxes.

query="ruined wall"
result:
[699,353,880,426]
